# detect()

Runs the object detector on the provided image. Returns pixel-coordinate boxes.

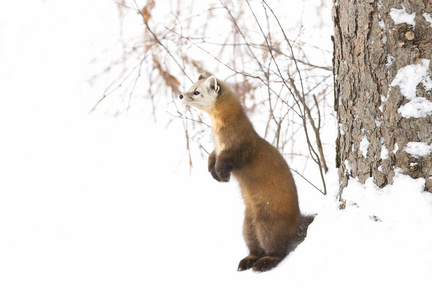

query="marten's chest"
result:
[210,114,244,155]
[212,127,226,155]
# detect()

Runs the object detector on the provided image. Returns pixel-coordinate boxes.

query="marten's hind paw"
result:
[237,255,259,271]
[252,256,281,272]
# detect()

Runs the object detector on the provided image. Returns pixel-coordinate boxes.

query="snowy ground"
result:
[1,1,432,300]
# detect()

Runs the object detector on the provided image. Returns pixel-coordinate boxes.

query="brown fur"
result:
[180,76,313,272]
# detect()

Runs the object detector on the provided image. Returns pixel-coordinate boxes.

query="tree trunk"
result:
[332,0,432,205]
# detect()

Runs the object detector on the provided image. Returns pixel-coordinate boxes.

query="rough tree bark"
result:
[333,0,432,204]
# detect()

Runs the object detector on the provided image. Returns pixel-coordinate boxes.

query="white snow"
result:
[341,174,432,274]
[392,59,432,98]
[379,94,388,112]
[1,1,432,300]
[315,173,432,300]
[359,134,370,158]
[389,6,416,27]
[404,142,432,158]
[378,19,387,44]
[385,54,394,69]
[398,98,432,118]
[423,12,432,28]
[394,143,399,154]
[391,59,432,118]
[339,124,345,135]
[381,144,389,160]
[377,0,383,9]
[344,159,352,174]
[378,19,385,30]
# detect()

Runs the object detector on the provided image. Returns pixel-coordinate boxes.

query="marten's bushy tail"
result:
[296,214,315,242]
[286,214,315,255]
[295,215,315,245]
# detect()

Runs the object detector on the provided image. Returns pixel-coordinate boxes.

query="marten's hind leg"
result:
[238,210,265,271]
[252,219,293,272]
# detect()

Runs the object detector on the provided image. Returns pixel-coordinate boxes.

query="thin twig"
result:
[133,0,193,84]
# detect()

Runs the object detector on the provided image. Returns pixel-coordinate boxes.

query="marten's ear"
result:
[198,74,206,81]
[205,76,220,94]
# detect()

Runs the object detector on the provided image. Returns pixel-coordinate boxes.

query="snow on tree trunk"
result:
[332,0,432,204]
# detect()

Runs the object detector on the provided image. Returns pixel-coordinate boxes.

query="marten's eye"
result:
[193,90,200,96]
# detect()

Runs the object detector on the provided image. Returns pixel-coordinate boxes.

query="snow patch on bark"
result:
[339,124,345,135]
[385,55,394,68]
[344,159,352,174]
[404,142,432,158]
[381,142,389,160]
[359,135,370,158]
[390,6,416,27]
[423,12,432,28]
[393,143,399,154]
[391,59,432,118]
[377,16,387,45]
[398,98,432,118]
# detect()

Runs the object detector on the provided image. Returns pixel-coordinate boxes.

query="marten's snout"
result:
[179,94,184,99]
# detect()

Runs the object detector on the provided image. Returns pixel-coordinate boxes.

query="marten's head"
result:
[179,74,221,112]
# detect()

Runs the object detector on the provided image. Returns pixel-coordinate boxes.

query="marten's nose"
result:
[179,94,183,99]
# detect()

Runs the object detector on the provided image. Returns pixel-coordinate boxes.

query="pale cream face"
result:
[179,76,220,112]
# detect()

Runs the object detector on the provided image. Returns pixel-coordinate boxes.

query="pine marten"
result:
[179,75,313,272]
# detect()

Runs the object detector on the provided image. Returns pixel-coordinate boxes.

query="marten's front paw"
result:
[215,162,232,182]
[209,166,221,182]
[208,152,221,182]
[252,256,282,272]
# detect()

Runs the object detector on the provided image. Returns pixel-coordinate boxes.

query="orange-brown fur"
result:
[180,76,312,272]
